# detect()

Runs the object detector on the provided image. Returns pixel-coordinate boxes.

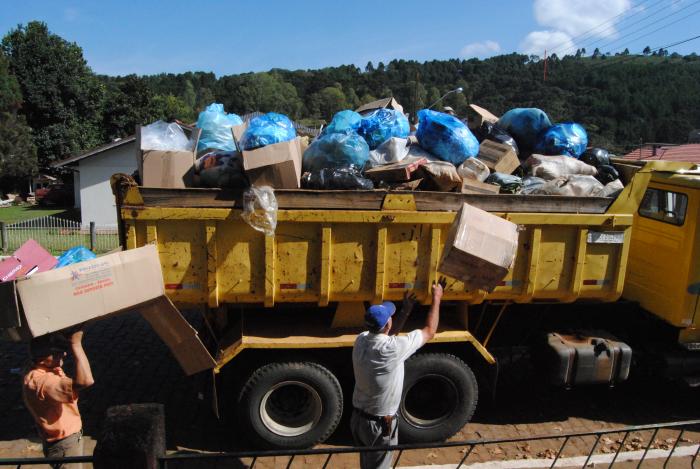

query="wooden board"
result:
[135,187,612,213]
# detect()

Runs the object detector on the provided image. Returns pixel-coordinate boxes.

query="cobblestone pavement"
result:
[1,311,698,468]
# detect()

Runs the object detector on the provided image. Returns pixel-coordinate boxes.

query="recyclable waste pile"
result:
[138,99,626,200]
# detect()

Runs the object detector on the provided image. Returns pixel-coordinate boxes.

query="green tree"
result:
[182,80,196,109]
[643,46,651,55]
[0,53,37,184]
[2,22,104,170]
[148,94,196,123]
[312,86,348,121]
[101,75,154,140]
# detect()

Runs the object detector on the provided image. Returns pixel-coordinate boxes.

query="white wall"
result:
[77,142,136,228]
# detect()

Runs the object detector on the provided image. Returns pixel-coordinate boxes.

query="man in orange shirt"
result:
[23,329,94,468]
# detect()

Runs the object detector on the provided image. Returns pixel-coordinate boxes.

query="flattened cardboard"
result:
[468,104,499,129]
[356,97,404,116]
[0,240,56,282]
[365,157,427,182]
[137,125,201,188]
[242,138,303,189]
[140,296,216,376]
[477,140,520,175]
[461,179,501,195]
[439,203,519,292]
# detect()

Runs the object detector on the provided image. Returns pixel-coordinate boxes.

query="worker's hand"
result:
[432,276,447,301]
[68,327,84,345]
[402,291,418,315]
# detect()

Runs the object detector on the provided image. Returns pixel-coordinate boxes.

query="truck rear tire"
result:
[399,353,478,443]
[238,361,343,449]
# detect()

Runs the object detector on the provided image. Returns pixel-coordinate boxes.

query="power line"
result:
[585,33,700,70]
[549,0,667,56]
[588,0,700,54]
[552,0,666,53]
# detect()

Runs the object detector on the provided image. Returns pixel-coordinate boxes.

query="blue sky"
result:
[2,0,698,77]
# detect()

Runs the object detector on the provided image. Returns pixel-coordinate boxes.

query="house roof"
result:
[52,135,136,168]
[621,143,700,163]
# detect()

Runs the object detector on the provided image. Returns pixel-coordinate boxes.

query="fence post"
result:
[1,222,7,253]
[93,403,165,469]
[90,221,96,251]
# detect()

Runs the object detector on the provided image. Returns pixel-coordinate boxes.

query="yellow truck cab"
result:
[623,161,700,347]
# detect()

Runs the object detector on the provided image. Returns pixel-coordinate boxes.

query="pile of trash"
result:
[135,99,625,199]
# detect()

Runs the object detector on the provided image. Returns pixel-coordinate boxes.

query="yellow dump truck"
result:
[112,159,700,449]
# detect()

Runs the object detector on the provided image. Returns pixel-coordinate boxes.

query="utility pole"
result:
[543,49,548,82]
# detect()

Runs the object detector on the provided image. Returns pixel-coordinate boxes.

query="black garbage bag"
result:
[595,165,620,185]
[301,166,374,190]
[473,121,520,156]
[581,147,610,168]
[485,172,523,194]
[196,151,249,189]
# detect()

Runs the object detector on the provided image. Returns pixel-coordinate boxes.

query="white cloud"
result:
[519,30,575,56]
[460,40,501,58]
[533,0,632,38]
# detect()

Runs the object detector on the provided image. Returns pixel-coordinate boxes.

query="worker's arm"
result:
[69,330,94,391]
[421,277,446,344]
[389,291,417,336]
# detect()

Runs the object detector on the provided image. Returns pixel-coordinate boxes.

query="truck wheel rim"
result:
[260,380,323,437]
[401,374,458,428]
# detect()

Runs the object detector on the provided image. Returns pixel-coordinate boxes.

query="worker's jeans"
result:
[350,411,398,469]
[43,430,83,469]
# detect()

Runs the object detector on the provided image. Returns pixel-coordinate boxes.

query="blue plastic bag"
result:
[416,109,479,165]
[358,109,409,150]
[302,131,370,172]
[239,113,296,151]
[196,103,243,152]
[324,110,362,135]
[55,246,96,268]
[497,108,552,152]
[535,123,589,158]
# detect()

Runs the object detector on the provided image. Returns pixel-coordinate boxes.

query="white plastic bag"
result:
[368,137,409,167]
[457,158,490,182]
[526,154,597,180]
[535,175,605,197]
[141,120,193,151]
[241,186,278,236]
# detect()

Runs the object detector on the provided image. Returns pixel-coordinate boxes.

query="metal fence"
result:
[0,420,697,468]
[0,215,119,254]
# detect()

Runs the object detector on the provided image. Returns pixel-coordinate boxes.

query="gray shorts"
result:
[351,410,398,469]
[43,430,83,469]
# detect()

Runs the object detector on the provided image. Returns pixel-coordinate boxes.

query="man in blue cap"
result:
[351,278,446,469]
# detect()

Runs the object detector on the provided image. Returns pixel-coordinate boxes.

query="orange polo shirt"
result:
[22,365,82,442]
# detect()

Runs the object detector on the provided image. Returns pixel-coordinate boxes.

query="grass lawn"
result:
[0,205,76,224]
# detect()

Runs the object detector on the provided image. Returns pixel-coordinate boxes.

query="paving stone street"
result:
[0,311,698,467]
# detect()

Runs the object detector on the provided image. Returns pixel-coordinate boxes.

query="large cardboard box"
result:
[242,137,304,189]
[439,203,519,292]
[0,245,215,375]
[356,97,404,116]
[461,178,501,195]
[477,140,520,175]
[136,125,201,188]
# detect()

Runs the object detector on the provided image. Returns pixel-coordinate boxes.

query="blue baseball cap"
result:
[365,301,397,330]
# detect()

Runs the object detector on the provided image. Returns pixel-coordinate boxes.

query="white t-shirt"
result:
[352,329,424,416]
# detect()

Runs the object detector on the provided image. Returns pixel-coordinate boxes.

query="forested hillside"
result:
[2,21,700,184]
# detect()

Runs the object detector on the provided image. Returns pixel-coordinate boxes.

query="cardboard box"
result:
[439,203,519,292]
[0,245,215,375]
[242,137,304,189]
[365,157,427,182]
[461,178,501,195]
[231,122,248,152]
[467,103,499,130]
[136,124,201,188]
[477,140,520,175]
[0,240,56,282]
[356,97,404,116]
